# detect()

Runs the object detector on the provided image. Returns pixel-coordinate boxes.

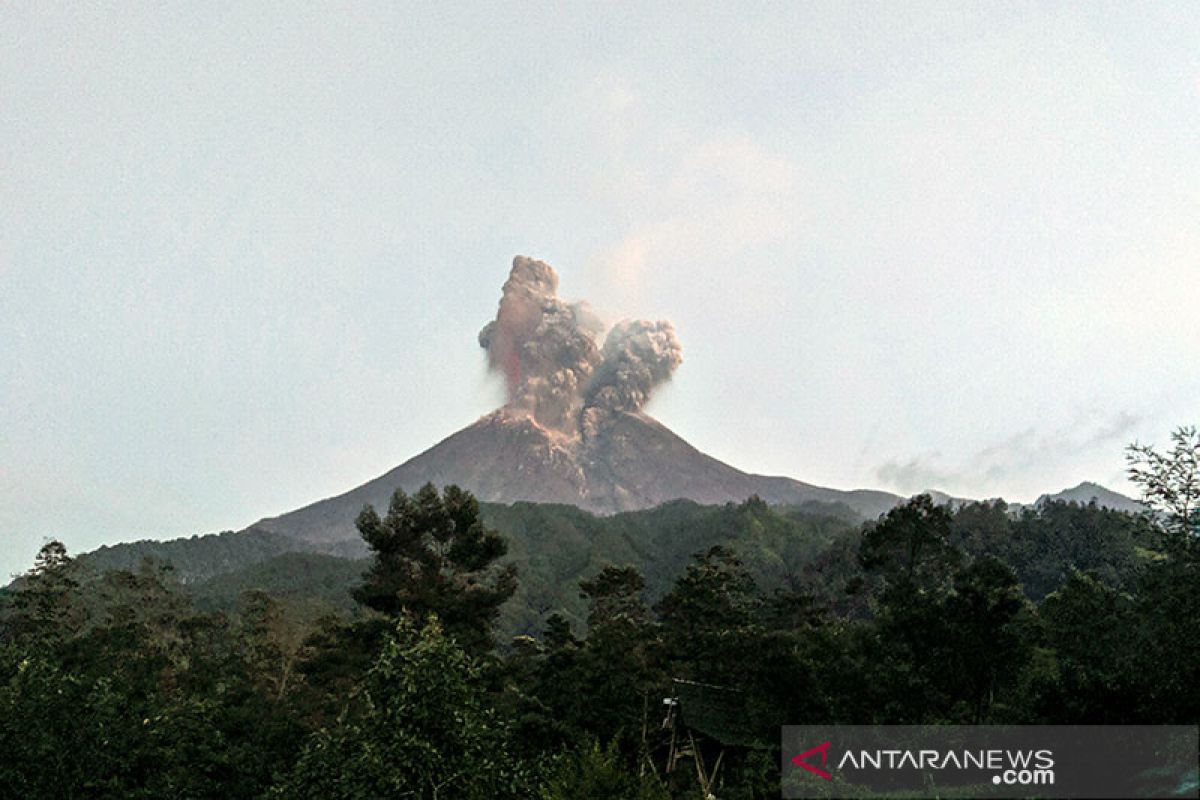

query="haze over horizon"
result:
[4,3,1198,579]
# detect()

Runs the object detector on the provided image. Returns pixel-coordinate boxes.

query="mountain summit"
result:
[251,406,902,544]
[1035,481,1145,514]
[250,256,900,543]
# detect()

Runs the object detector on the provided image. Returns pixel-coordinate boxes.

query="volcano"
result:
[249,407,902,544]
[248,256,902,544]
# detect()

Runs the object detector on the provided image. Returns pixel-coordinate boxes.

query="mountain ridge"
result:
[1035,480,1146,514]
[248,408,903,544]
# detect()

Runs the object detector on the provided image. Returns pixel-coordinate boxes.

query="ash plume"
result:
[479,256,682,436]
[582,320,683,436]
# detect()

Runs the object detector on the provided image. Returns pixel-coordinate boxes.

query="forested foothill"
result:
[2,429,1196,798]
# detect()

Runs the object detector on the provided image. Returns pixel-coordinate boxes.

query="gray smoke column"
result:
[478,256,603,432]
[479,256,681,436]
[582,320,683,436]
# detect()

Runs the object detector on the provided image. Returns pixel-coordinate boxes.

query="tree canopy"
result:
[1,459,1195,798]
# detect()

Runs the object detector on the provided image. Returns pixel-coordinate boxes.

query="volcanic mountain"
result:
[249,407,903,544]
[246,255,902,544]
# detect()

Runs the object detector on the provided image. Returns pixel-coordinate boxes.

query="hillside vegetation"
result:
[73,495,1154,638]
[2,439,1193,799]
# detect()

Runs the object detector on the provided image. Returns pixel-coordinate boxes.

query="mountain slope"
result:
[81,528,300,584]
[1036,481,1145,514]
[249,409,902,544]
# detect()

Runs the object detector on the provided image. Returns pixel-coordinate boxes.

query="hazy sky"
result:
[3,2,1198,579]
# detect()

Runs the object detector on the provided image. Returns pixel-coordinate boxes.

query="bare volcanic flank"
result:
[250,408,900,544]
[247,256,901,543]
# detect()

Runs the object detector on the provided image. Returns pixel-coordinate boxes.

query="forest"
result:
[1,429,1196,799]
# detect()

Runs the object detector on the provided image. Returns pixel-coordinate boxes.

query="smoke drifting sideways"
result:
[478,256,682,438]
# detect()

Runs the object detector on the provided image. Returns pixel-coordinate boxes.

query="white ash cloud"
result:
[479,256,681,435]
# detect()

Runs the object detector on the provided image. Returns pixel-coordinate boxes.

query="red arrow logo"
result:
[791,741,832,780]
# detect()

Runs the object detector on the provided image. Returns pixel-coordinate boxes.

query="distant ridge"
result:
[1035,481,1145,514]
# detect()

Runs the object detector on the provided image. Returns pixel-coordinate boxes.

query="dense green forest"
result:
[73,498,863,636]
[1,430,1196,798]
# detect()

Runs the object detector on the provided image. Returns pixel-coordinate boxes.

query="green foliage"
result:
[1127,425,1200,548]
[540,740,670,800]
[860,494,961,593]
[53,497,863,642]
[81,528,302,585]
[657,546,761,687]
[952,500,1152,600]
[940,557,1033,722]
[58,488,1164,642]
[488,496,855,635]
[192,552,368,616]
[0,547,306,799]
[271,616,534,800]
[237,590,319,701]
[1,470,1195,799]
[856,500,1035,724]
[353,483,517,653]
[3,540,90,647]
[1039,572,1136,722]
[1128,557,1200,722]
[0,652,130,798]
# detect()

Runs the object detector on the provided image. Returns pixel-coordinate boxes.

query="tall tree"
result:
[941,557,1032,722]
[1126,425,1200,548]
[271,616,532,800]
[576,566,659,747]
[857,497,965,722]
[656,546,760,686]
[237,590,314,701]
[2,540,89,648]
[859,494,962,594]
[1039,572,1137,723]
[353,483,516,653]
[1124,426,1200,722]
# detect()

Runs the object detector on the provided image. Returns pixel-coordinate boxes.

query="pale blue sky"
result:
[3,2,1198,578]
